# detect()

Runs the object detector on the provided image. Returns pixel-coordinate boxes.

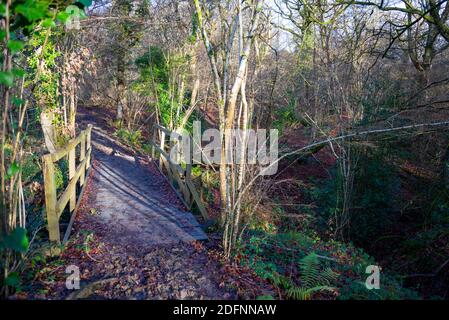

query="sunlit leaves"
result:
[14,0,49,22]
[42,18,56,28]
[7,40,25,54]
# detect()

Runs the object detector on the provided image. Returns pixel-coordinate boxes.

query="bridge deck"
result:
[88,127,207,247]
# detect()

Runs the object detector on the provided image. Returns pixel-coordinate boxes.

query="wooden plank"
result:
[56,158,87,216]
[49,134,83,162]
[151,142,186,175]
[86,146,92,170]
[62,166,92,244]
[86,125,92,169]
[151,142,169,162]
[68,147,76,212]
[155,124,173,136]
[186,178,209,220]
[183,168,192,208]
[151,126,157,159]
[80,132,86,186]
[168,162,190,204]
[48,125,92,163]
[43,155,60,243]
[159,130,166,169]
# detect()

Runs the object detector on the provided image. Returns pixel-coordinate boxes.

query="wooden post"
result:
[86,125,92,169]
[159,130,166,169]
[43,155,60,243]
[185,138,193,206]
[79,132,86,186]
[68,147,76,212]
[152,126,156,159]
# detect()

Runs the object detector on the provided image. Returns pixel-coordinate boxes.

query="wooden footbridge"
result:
[42,124,209,246]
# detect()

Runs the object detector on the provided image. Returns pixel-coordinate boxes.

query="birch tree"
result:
[193,0,264,256]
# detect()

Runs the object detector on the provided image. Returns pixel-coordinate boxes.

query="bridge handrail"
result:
[42,124,93,243]
[151,124,209,221]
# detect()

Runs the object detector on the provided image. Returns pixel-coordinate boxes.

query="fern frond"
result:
[286,285,337,300]
[321,267,339,285]
[299,253,320,288]
[306,285,337,299]
[272,273,292,289]
[286,286,310,300]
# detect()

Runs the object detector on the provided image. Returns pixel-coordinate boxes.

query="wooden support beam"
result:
[43,155,60,243]
[80,132,86,186]
[86,124,92,169]
[57,158,87,216]
[68,146,76,212]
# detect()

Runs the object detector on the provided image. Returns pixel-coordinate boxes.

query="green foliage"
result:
[26,30,61,111]
[5,272,20,287]
[267,252,338,300]
[354,76,406,125]
[239,229,418,300]
[0,0,78,297]
[299,253,338,288]
[7,40,25,54]
[339,276,420,300]
[134,46,191,128]
[0,227,29,253]
[135,46,169,89]
[0,71,15,87]
[0,227,32,291]
[189,14,199,43]
[77,0,93,8]
[312,147,400,245]
[6,161,21,179]
[54,159,68,192]
[272,93,310,134]
[14,0,50,23]
[115,128,142,148]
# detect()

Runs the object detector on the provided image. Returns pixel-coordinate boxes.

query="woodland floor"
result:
[16,107,274,300]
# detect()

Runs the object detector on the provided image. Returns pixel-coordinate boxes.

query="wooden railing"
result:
[42,124,93,244]
[151,124,209,221]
